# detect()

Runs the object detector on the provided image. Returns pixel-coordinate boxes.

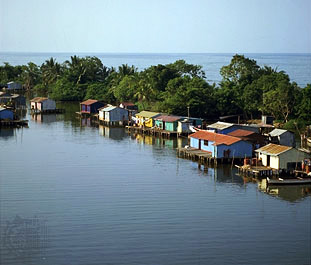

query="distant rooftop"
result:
[269,128,291,136]
[207,121,234,130]
[30,97,49,103]
[80,99,98,105]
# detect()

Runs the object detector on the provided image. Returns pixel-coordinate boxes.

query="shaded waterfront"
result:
[0,102,310,265]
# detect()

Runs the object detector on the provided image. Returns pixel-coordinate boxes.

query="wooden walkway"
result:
[177,147,243,165]
[0,119,28,127]
[236,165,275,177]
[31,109,65,114]
[126,126,178,137]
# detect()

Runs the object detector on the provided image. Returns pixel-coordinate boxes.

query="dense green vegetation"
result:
[1,54,310,126]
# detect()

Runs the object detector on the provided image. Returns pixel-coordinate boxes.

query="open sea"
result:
[0,53,311,265]
[0,52,310,87]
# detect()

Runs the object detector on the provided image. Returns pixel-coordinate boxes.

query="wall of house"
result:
[165,122,177,132]
[279,132,296,147]
[177,122,192,133]
[155,120,163,129]
[109,108,129,122]
[99,111,104,120]
[0,110,14,120]
[279,149,309,169]
[42,100,56,111]
[189,138,215,156]
[216,140,252,158]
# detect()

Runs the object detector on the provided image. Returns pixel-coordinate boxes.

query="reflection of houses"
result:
[30,97,56,112]
[99,106,129,125]
[0,107,14,120]
[0,92,26,108]
[80,99,105,114]
[135,111,161,127]
[207,121,259,134]
[31,114,57,123]
[268,129,295,147]
[255,144,309,170]
[189,130,252,158]
[99,125,128,140]
[154,115,182,131]
[7,81,22,90]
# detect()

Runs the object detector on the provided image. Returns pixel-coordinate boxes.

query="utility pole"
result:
[187,106,190,119]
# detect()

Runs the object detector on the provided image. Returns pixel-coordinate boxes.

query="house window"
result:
[204,140,209,145]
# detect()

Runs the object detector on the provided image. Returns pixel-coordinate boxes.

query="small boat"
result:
[267,177,311,185]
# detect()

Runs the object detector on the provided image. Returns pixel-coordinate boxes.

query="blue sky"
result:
[0,0,310,53]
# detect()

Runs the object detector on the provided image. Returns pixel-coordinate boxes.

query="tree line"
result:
[1,54,310,127]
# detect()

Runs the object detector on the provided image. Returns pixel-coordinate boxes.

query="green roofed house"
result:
[154,115,182,132]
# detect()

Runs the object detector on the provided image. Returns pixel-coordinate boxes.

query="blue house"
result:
[207,121,259,135]
[80,99,105,114]
[0,107,14,120]
[189,130,252,158]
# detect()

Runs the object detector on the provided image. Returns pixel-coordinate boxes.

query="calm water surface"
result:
[0,103,310,265]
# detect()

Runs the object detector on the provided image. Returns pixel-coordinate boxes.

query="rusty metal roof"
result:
[30,97,49,103]
[190,130,241,146]
[228,129,255,137]
[255,143,292,156]
[154,115,182,122]
[80,99,98,105]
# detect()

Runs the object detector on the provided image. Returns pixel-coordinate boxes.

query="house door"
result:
[198,140,201,150]
[267,155,270,166]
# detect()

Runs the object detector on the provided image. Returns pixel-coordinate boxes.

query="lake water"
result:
[0,52,311,87]
[0,102,310,265]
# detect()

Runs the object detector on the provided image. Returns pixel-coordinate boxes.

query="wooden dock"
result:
[177,147,243,165]
[236,165,276,177]
[0,119,28,127]
[31,109,65,114]
[126,126,178,138]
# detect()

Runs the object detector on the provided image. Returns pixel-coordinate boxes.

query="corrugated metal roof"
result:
[80,99,98,105]
[100,106,117,112]
[120,102,135,107]
[154,115,182,122]
[269,129,289,136]
[228,129,255,137]
[190,130,241,146]
[136,111,161,118]
[255,143,292,156]
[207,121,234,130]
[30,97,49,103]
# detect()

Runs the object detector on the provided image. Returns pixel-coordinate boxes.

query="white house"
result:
[269,129,295,147]
[255,143,309,170]
[99,106,129,124]
[30,97,56,112]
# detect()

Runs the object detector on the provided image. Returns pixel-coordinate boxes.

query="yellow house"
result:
[135,111,161,128]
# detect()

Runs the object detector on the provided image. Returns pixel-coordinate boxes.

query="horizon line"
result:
[1,51,311,55]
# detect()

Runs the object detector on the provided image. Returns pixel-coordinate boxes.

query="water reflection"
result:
[132,133,186,149]
[31,114,57,123]
[258,179,311,202]
[0,215,48,265]
[99,125,128,141]
[0,128,15,139]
